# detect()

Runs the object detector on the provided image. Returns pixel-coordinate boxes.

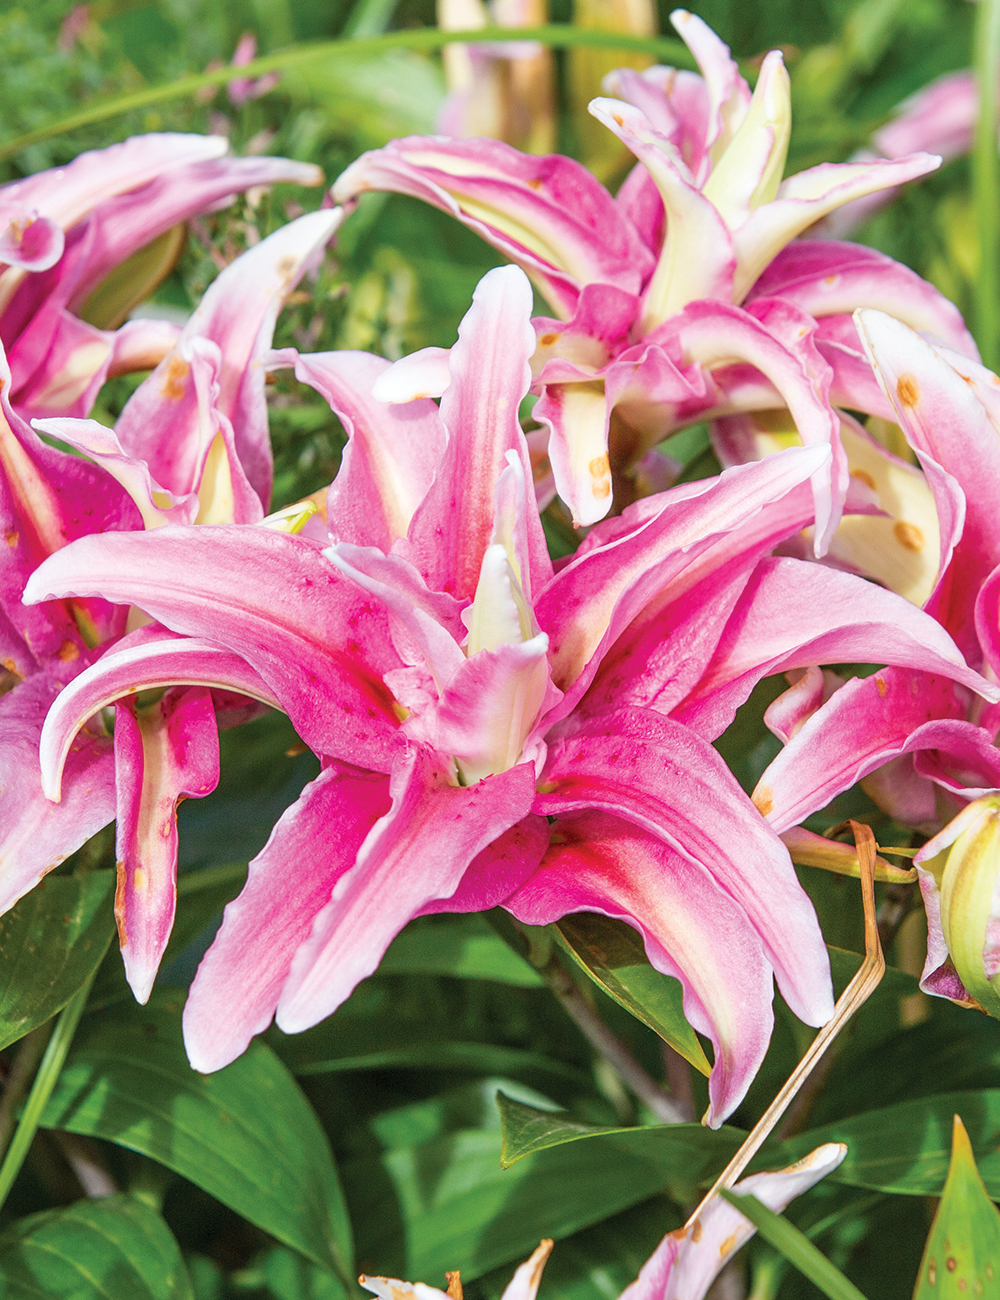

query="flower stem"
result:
[0,975,94,1212]
[974,0,1000,369]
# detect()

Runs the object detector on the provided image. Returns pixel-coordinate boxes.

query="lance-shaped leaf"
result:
[553,912,710,1075]
[913,1114,1000,1298]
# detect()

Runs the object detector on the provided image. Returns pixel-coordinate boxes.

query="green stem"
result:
[0,26,692,162]
[720,1191,870,1300]
[974,0,1000,369]
[0,975,93,1212]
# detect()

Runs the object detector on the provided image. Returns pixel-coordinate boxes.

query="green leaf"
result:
[259,1247,349,1300]
[378,916,543,986]
[0,1195,193,1299]
[913,1114,1000,1298]
[38,995,352,1277]
[776,1090,1000,1196]
[0,872,115,1051]
[496,1094,738,1170]
[719,1190,869,1300]
[553,915,711,1075]
[344,1119,738,1284]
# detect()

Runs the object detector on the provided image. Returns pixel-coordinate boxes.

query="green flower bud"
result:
[936,796,1000,1018]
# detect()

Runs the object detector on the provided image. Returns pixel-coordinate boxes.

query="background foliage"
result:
[1,0,998,1296]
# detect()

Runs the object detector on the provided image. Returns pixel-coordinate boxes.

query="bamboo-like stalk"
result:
[973,0,1000,369]
[684,822,885,1231]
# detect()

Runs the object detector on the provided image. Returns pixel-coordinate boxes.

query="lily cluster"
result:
[2,7,1000,1197]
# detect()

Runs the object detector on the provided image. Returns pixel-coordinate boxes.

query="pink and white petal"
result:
[419,814,550,914]
[416,636,556,783]
[0,207,63,273]
[747,239,977,357]
[856,310,1000,635]
[288,349,446,549]
[62,154,325,314]
[24,527,405,771]
[275,749,538,1033]
[0,134,226,232]
[675,555,996,740]
[663,300,844,552]
[752,668,969,833]
[614,162,664,254]
[116,209,341,505]
[874,69,976,163]
[113,686,219,1004]
[0,675,115,915]
[326,542,466,687]
[588,98,736,324]
[732,153,941,300]
[410,266,551,599]
[182,761,393,1072]
[535,444,828,700]
[911,718,1000,797]
[371,347,452,403]
[508,809,776,1125]
[332,136,653,316]
[37,625,278,803]
[915,863,974,1003]
[533,380,614,527]
[8,309,115,421]
[670,9,751,159]
[33,416,193,528]
[536,707,834,1028]
[666,1144,848,1298]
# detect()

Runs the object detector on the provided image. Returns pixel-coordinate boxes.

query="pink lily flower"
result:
[360,1143,846,1300]
[751,309,1000,847]
[0,133,323,423]
[331,10,966,544]
[0,209,340,1005]
[24,266,995,1116]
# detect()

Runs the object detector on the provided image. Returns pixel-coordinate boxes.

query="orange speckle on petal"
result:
[894,520,924,550]
[876,676,887,697]
[754,787,774,816]
[719,1232,738,1257]
[539,332,559,346]
[160,354,191,401]
[850,469,877,490]
[896,374,920,407]
[589,454,611,499]
[526,177,543,190]
[5,530,17,548]
[56,639,80,662]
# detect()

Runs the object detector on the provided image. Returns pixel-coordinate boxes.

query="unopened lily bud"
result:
[916,796,1000,1017]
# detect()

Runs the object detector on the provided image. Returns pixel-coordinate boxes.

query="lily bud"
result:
[916,796,1000,1016]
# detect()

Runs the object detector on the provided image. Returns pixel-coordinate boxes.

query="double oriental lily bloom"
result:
[332,9,968,544]
[0,132,323,424]
[25,268,994,1120]
[752,309,1000,849]
[0,209,340,1005]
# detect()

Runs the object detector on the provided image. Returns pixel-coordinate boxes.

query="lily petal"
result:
[183,760,393,1071]
[508,808,775,1124]
[537,706,834,1028]
[113,686,219,1004]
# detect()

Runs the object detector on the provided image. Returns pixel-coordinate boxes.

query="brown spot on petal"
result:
[589,454,611,499]
[894,520,924,551]
[896,374,920,407]
[850,469,877,490]
[161,354,190,401]
[753,787,773,816]
[114,861,128,948]
[56,639,80,662]
[5,530,17,548]
[526,178,543,190]
[539,332,559,347]
[691,1220,703,1243]
[876,676,887,697]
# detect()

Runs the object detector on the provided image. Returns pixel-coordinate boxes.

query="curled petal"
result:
[113,686,219,1004]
